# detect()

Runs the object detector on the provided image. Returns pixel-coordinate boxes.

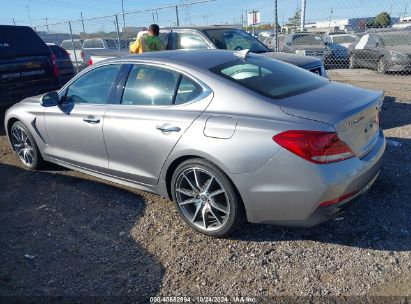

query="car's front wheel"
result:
[10,121,44,170]
[171,158,245,237]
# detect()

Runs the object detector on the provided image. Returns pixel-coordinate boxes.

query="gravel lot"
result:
[0,70,410,301]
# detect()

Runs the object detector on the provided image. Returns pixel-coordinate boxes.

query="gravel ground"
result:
[0,71,410,302]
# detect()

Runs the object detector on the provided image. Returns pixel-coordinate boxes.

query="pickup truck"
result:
[60,39,85,70]
[89,26,327,77]
[81,38,133,66]
[0,25,60,106]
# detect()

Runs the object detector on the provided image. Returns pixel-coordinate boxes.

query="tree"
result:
[285,9,301,32]
[374,12,391,28]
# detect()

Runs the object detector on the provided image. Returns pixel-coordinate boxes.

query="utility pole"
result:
[300,0,306,31]
[328,8,333,31]
[405,3,408,18]
[25,6,33,28]
[13,18,16,26]
[175,5,180,26]
[121,0,126,32]
[80,12,86,34]
[274,0,278,51]
[45,17,49,33]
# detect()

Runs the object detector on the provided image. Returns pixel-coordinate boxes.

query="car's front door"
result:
[44,64,122,172]
[103,64,212,186]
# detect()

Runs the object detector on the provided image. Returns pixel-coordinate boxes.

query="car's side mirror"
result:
[41,91,59,107]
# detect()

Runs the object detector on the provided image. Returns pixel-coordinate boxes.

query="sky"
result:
[1,0,409,33]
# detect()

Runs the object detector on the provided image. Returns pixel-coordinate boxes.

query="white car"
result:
[60,39,84,68]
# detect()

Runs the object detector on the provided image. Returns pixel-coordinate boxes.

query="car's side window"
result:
[176,32,210,49]
[65,64,121,104]
[121,65,179,106]
[175,76,203,105]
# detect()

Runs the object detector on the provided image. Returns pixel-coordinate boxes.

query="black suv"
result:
[0,25,60,106]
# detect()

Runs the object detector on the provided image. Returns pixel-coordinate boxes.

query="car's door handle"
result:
[83,116,100,124]
[156,125,181,133]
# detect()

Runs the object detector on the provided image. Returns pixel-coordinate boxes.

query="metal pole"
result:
[68,22,79,73]
[26,6,33,28]
[274,0,278,51]
[45,17,49,33]
[121,0,126,32]
[329,9,333,31]
[81,12,86,34]
[13,18,16,26]
[156,10,159,23]
[300,0,306,31]
[115,15,121,51]
[152,11,155,23]
[175,5,180,26]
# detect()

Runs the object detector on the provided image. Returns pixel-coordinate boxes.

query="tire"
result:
[348,55,356,69]
[10,121,44,170]
[377,57,387,74]
[171,158,245,237]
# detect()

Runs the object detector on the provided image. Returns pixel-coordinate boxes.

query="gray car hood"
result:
[260,52,322,69]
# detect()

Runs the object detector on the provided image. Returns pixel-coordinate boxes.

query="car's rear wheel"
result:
[348,55,356,69]
[10,121,44,170]
[377,57,387,74]
[171,158,245,237]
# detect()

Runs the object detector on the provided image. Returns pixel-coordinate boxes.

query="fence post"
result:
[175,5,180,26]
[300,0,306,31]
[274,0,278,51]
[68,21,79,73]
[115,15,121,51]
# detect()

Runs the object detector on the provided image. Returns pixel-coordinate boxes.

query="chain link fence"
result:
[33,0,411,84]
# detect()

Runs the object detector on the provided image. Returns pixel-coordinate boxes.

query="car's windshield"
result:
[380,34,411,46]
[210,56,328,99]
[203,29,270,53]
[331,35,357,44]
[293,34,324,46]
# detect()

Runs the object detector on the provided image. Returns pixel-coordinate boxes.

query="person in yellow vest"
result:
[130,24,165,54]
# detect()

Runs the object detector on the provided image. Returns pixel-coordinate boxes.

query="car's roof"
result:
[107,49,242,70]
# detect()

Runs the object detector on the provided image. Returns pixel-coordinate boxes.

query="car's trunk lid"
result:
[278,82,383,157]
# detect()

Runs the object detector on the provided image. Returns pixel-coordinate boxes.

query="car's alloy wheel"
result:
[377,58,387,74]
[172,159,244,237]
[10,122,43,169]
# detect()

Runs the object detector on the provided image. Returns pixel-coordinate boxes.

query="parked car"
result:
[4,50,385,237]
[48,45,76,85]
[0,25,60,106]
[323,34,359,67]
[260,33,286,51]
[60,39,84,69]
[282,33,332,61]
[91,27,327,77]
[349,31,411,73]
[81,38,130,66]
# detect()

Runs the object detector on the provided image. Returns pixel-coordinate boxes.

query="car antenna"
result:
[234,49,250,59]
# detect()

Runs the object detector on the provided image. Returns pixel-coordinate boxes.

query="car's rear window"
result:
[210,56,328,99]
[0,26,50,57]
[49,45,68,59]
[61,40,82,50]
[83,39,104,49]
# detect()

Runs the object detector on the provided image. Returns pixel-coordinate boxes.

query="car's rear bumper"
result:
[230,130,386,226]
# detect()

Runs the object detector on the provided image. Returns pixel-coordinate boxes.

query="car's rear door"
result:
[103,63,212,186]
[44,63,123,172]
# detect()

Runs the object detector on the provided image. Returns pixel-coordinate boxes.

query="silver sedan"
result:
[4,50,385,237]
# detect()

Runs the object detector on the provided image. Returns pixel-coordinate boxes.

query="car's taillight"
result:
[273,130,354,164]
[88,58,93,66]
[50,53,59,78]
